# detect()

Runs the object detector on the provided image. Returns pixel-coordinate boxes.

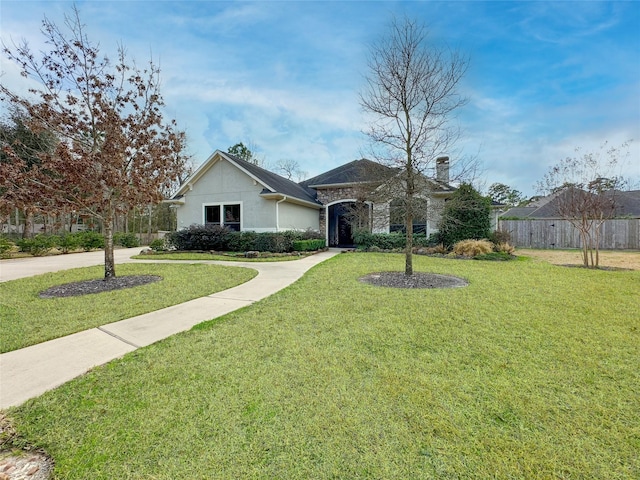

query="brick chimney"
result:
[436,156,450,183]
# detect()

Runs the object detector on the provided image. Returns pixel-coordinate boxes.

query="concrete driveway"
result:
[0,247,144,282]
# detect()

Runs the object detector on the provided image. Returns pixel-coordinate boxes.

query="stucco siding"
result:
[176,159,276,230]
[277,201,320,231]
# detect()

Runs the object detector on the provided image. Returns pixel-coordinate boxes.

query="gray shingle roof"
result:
[224,153,320,205]
[300,159,397,187]
[608,190,640,217]
[501,189,640,219]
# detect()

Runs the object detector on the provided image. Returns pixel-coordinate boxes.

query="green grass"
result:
[132,252,307,261]
[5,253,640,478]
[0,263,256,353]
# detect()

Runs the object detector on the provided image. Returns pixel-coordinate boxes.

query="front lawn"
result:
[5,253,639,478]
[0,263,256,353]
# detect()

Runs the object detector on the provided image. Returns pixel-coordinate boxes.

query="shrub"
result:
[149,238,166,251]
[16,234,56,256]
[430,243,449,255]
[0,236,14,258]
[300,229,324,240]
[226,231,257,252]
[114,232,139,248]
[354,231,431,251]
[57,233,81,253]
[77,231,105,251]
[493,242,515,254]
[452,239,493,257]
[166,226,309,253]
[353,231,404,250]
[293,239,326,251]
[166,224,232,251]
[253,233,292,253]
[488,229,511,245]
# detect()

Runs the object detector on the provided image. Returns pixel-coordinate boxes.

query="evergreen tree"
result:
[437,183,491,247]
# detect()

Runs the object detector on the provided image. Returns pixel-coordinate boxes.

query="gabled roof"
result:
[225,153,320,206]
[172,150,320,207]
[300,159,397,188]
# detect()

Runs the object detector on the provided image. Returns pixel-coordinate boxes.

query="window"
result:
[205,204,241,231]
[205,205,221,224]
[223,204,240,231]
[389,198,427,234]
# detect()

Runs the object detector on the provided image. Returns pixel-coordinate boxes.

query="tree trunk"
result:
[148,204,152,246]
[23,210,34,239]
[405,210,414,276]
[405,187,414,276]
[104,211,116,279]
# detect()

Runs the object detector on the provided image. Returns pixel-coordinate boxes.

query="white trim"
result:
[203,201,243,231]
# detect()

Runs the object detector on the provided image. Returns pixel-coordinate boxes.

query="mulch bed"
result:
[39,275,162,298]
[359,272,468,289]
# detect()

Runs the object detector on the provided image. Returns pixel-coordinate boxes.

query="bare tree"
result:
[1,6,188,278]
[360,16,469,275]
[274,158,307,181]
[536,141,632,267]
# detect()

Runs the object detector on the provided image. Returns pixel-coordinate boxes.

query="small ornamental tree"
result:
[1,7,188,278]
[437,183,491,248]
[536,141,631,267]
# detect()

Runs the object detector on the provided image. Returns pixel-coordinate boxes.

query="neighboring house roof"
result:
[300,159,397,188]
[171,150,321,207]
[607,190,640,217]
[501,207,537,218]
[501,189,640,219]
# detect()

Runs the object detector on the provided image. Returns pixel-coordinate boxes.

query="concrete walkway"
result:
[0,248,339,409]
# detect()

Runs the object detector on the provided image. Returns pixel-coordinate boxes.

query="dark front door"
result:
[328,202,355,248]
[337,212,353,247]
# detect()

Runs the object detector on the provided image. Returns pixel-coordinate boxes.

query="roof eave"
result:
[260,192,322,209]
[306,181,377,189]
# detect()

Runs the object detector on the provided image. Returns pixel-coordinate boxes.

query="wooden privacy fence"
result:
[498,219,640,250]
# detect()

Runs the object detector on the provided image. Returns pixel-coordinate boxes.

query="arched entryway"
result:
[327,201,371,248]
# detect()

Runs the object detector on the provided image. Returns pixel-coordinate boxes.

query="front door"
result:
[328,202,356,248]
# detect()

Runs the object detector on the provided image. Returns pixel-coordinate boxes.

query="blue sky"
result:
[2,1,639,197]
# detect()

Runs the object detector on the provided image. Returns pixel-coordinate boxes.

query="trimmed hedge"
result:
[293,239,326,251]
[352,231,431,251]
[166,225,323,253]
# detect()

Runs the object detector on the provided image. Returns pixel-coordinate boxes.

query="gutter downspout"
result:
[276,196,287,232]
